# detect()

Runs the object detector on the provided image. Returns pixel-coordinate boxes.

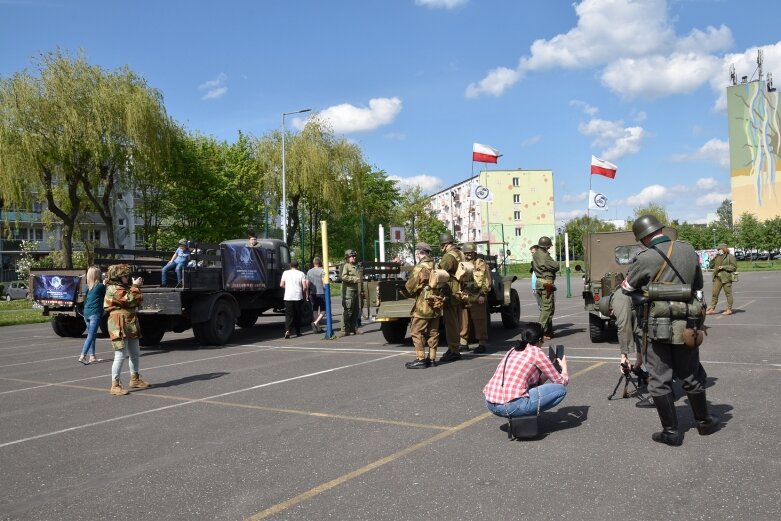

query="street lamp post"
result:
[281,108,312,244]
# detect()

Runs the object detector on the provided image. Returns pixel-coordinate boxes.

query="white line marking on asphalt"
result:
[0,352,404,449]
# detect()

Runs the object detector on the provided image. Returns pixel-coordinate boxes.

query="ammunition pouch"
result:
[645,295,706,346]
[542,282,555,299]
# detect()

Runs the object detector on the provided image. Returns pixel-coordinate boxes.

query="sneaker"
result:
[405,358,431,369]
[439,350,462,363]
[473,345,487,354]
[284,331,291,339]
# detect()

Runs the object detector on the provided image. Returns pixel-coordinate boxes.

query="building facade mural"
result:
[727,80,781,222]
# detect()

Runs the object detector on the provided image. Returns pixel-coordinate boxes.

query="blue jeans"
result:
[161,262,184,285]
[80,314,101,356]
[111,338,140,380]
[485,383,567,418]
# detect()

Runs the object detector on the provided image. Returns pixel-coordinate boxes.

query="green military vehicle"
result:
[579,228,677,342]
[364,245,521,343]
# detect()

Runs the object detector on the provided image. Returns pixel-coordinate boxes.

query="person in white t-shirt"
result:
[280,260,308,338]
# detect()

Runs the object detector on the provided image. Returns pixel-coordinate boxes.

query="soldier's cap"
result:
[717,243,728,250]
[178,238,187,245]
[415,242,432,253]
[344,249,357,258]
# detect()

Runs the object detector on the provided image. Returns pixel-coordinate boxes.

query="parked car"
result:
[4,281,29,301]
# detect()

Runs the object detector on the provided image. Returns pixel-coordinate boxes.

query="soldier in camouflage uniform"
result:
[340,249,362,336]
[532,236,559,340]
[438,233,467,363]
[706,243,736,316]
[404,243,441,368]
[621,215,719,446]
[463,242,492,353]
[104,264,151,396]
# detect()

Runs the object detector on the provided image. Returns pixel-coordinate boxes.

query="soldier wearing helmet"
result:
[403,242,441,368]
[437,232,467,362]
[531,236,559,340]
[706,243,736,316]
[340,249,362,336]
[619,214,719,446]
[462,242,492,353]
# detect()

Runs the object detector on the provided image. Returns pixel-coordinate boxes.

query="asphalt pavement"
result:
[0,272,779,520]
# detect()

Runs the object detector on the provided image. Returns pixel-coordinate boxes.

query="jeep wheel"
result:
[381,319,409,343]
[501,289,521,329]
[589,314,606,343]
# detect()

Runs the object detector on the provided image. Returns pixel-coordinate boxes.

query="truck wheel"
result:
[381,319,409,343]
[589,314,606,343]
[51,317,67,337]
[236,310,260,328]
[139,319,166,347]
[203,299,235,345]
[501,289,521,328]
[192,322,209,345]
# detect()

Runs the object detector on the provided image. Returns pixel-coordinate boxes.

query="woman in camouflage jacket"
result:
[104,264,151,395]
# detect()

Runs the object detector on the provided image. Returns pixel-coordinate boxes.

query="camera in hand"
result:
[548,344,564,373]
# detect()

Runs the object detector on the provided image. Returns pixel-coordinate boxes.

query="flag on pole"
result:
[473,143,501,163]
[588,190,609,211]
[471,183,494,202]
[590,155,617,179]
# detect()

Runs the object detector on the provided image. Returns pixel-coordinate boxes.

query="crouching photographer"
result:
[483,322,568,419]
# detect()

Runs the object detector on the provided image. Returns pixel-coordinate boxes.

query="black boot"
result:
[687,391,720,435]
[651,393,683,446]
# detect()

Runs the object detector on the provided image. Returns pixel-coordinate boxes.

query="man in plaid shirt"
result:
[484,323,569,418]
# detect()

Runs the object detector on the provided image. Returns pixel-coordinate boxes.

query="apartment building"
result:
[429,169,556,263]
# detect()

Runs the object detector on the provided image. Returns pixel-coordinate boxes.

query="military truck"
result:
[579,228,677,342]
[31,238,302,346]
[365,245,521,343]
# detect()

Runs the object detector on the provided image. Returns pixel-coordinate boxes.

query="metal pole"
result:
[281,108,312,245]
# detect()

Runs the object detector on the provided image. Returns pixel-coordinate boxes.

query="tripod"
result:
[608,363,653,407]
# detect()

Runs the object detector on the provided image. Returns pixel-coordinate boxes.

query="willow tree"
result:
[255,119,363,253]
[0,51,177,266]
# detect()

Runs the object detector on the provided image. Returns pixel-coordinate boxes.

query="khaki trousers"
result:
[710,279,733,310]
[469,300,489,345]
[410,316,440,361]
[443,305,462,351]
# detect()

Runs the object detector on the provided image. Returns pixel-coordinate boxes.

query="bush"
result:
[0,283,4,296]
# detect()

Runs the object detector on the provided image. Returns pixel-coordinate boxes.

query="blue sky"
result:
[2,0,780,225]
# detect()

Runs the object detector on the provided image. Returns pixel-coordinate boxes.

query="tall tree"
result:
[734,212,762,252]
[716,199,733,229]
[626,204,670,230]
[562,216,617,257]
[0,51,177,265]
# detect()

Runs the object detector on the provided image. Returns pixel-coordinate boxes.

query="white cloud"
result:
[561,191,588,203]
[198,73,228,100]
[577,117,645,161]
[388,174,444,193]
[624,185,669,206]
[555,209,588,225]
[465,67,522,98]
[696,191,731,206]
[521,135,541,147]
[671,138,730,168]
[306,97,402,134]
[711,42,781,111]
[601,52,722,99]
[696,177,719,190]
[570,100,599,116]
[464,0,741,101]
[384,132,407,141]
[415,0,467,8]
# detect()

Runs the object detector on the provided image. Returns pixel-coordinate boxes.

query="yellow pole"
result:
[321,220,334,338]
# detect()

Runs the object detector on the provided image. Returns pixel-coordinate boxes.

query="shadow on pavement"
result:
[151,371,229,389]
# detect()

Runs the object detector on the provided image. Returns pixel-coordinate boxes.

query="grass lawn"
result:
[0,299,50,327]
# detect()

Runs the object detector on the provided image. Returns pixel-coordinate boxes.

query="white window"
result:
[513,194,521,204]
[34,228,43,241]
[512,177,519,187]
[515,227,522,236]
[514,211,522,220]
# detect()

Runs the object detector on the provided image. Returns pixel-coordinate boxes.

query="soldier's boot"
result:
[472,344,487,354]
[651,393,683,446]
[687,391,720,436]
[111,379,129,396]
[129,373,151,389]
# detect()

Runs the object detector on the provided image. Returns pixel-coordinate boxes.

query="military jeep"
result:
[579,228,677,342]
[365,245,521,343]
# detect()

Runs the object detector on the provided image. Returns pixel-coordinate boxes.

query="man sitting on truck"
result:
[161,239,190,287]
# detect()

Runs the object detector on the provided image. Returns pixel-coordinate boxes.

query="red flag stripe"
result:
[472,152,499,163]
[590,164,616,178]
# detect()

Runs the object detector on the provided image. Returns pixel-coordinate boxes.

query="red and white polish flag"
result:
[590,155,617,179]
[473,143,501,163]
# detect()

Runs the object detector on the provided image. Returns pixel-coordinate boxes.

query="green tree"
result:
[734,212,762,252]
[395,186,447,255]
[562,216,617,257]
[0,51,177,265]
[716,199,733,229]
[626,204,669,230]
